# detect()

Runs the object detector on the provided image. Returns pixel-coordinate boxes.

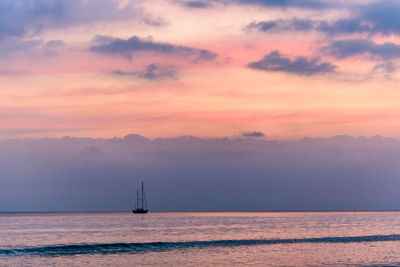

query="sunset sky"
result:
[1,0,400,140]
[3,0,400,211]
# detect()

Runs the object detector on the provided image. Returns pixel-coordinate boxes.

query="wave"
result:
[2,234,400,256]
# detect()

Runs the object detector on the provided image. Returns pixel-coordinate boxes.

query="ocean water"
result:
[1,212,400,266]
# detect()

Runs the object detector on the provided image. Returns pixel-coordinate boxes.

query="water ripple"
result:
[2,234,400,256]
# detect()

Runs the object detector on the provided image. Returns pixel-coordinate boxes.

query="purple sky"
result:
[1,134,400,211]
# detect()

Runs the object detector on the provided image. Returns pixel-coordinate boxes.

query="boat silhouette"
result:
[132,181,148,214]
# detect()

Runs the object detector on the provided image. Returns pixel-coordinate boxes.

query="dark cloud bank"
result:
[0,0,140,40]
[184,0,333,9]
[1,134,400,212]
[322,39,400,60]
[245,1,400,35]
[235,0,331,9]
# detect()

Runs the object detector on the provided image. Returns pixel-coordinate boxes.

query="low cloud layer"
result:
[1,134,399,212]
[90,35,218,62]
[248,51,336,76]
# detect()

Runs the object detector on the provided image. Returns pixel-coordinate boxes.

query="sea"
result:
[1,212,400,266]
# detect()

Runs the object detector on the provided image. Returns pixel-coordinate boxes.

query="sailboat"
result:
[132,181,148,214]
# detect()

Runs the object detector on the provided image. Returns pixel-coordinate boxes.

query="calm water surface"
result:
[1,212,400,266]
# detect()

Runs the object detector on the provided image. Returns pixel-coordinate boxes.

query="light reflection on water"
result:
[1,212,400,266]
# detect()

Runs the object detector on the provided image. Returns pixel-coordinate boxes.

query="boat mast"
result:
[136,189,139,209]
[143,187,148,210]
[141,181,144,210]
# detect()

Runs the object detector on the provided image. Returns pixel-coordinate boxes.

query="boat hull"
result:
[132,209,148,214]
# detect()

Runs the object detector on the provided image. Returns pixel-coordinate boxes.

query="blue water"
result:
[1,212,400,266]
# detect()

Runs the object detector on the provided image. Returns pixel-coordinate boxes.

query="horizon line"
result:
[3,209,400,214]
[0,133,396,142]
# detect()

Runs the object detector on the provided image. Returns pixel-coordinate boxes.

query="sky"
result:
[1,0,400,211]
[0,0,400,140]
[1,135,400,211]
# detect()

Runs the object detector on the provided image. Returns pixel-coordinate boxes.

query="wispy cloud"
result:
[141,16,169,26]
[372,62,397,74]
[245,19,314,33]
[182,1,212,8]
[0,38,65,58]
[322,39,400,60]
[112,63,177,80]
[248,51,336,76]
[367,62,398,80]
[90,35,218,62]
[241,131,266,138]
